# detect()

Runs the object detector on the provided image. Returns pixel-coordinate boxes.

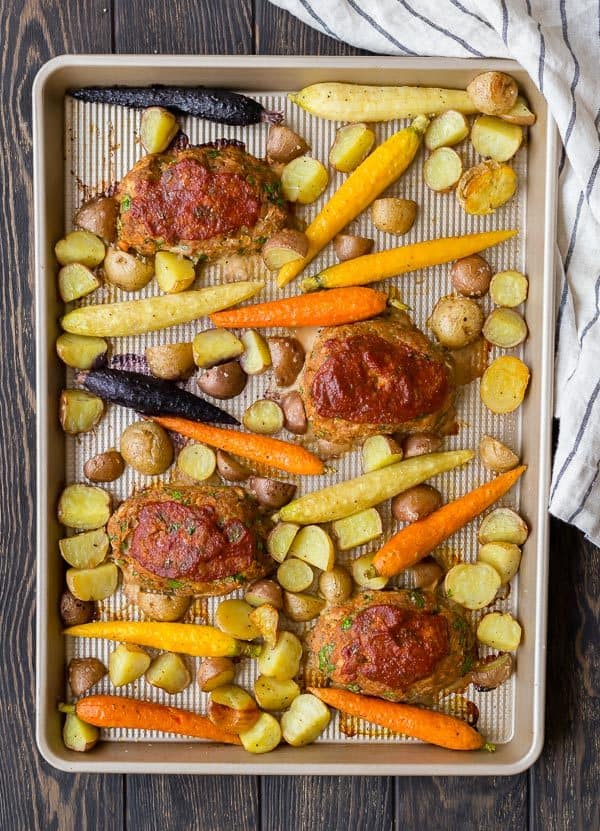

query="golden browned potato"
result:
[467,72,519,116]
[84,450,125,483]
[137,591,192,621]
[140,106,179,153]
[267,125,310,162]
[155,251,196,293]
[258,631,303,680]
[59,589,95,626]
[103,247,154,291]
[146,342,195,381]
[451,336,490,386]
[66,562,119,602]
[197,657,236,692]
[75,196,119,242]
[146,652,191,694]
[245,579,283,609]
[248,603,279,647]
[450,254,492,297]
[268,337,305,387]
[457,160,517,215]
[371,198,418,234]
[246,476,296,510]
[120,421,173,475]
[391,484,442,523]
[479,435,520,472]
[215,599,261,641]
[262,230,309,271]
[427,295,484,348]
[197,361,247,399]
[59,389,104,435]
[280,391,308,435]
[476,612,522,651]
[68,657,107,696]
[333,234,374,262]
[216,450,250,482]
[480,356,530,414]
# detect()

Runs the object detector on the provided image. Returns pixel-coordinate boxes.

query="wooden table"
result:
[1,1,597,828]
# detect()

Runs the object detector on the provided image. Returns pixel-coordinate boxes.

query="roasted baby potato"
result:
[457,160,517,215]
[351,552,388,590]
[240,330,271,375]
[103,247,154,291]
[318,565,353,605]
[480,356,530,414]
[331,508,383,550]
[471,115,523,162]
[58,262,101,302]
[267,522,300,563]
[400,432,442,458]
[489,270,529,307]
[58,483,111,530]
[268,337,305,387]
[139,106,179,153]
[68,657,107,697]
[176,442,217,482]
[427,295,484,348]
[283,591,325,622]
[216,450,250,482]
[197,360,247,399]
[59,389,104,435]
[137,591,192,622]
[281,156,329,203]
[444,562,500,610]
[56,333,108,370]
[467,72,518,116]
[483,308,528,348]
[245,579,283,610]
[59,527,109,569]
[406,559,443,590]
[66,562,119,602]
[215,599,261,641]
[155,251,196,293]
[267,124,310,162]
[479,435,520,472]
[254,675,300,711]
[391,484,442,523]
[55,230,105,268]
[247,476,296,509]
[146,652,191,694]
[329,122,375,172]
[478,508,529,545]
[280,391,308,435]
[288,525,335,571]
[477,612,522,651]
[371,197,417,234]
[362,435,403,472]
[197,657,236,692]
[423,148,463,192]
[470,652,515,691]
[120,421,173,475]
[84,449,125,483]
[451,336,490,386]
[208,685,260,734]
[63,712,99,752]
[146,342,195,381]
[333,233,374,262]
[262,230,309,271]
[243,400,284,435]
[192,328,244,369]
[450,254,492,298]
[500,95,536,126]
[239,712,282,754]
[60,589,95,626]
[109,643,151,686]
[277,558,314,593]
[425,110,470,150]
[280,693,331,747]
[248,603,279,648]
[75,195,119,242]
[258,631,303,681]
[478,541,522,584]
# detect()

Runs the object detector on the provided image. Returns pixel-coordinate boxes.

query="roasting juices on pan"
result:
[56,71,532,755]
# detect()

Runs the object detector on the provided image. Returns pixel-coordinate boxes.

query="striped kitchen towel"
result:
[269,0,600,543]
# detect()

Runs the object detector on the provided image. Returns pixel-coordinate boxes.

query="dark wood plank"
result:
[262,776,394,831]
[254,0,369,55]
[529,515,600,831]
[0,2,124,830]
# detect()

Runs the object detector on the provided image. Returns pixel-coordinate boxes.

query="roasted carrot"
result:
[76,695,242,745]
[308,687,487,751]
[210,287,387,328]
[374,465,527,576]
[152,416,324,475]
[63,621,258,658]
[277,116,428,287]
[301,229,517,291]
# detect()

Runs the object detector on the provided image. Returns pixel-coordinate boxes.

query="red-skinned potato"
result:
[281,391,308,435]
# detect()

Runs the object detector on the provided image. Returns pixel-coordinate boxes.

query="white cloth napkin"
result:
[269,0,600,544]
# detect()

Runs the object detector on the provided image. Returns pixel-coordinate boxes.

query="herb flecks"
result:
[318,643,335,675]
[409,588,426,609]
[120,194,132,212]
[341,617,353,631]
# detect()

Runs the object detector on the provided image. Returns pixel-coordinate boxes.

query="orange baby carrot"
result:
[308,687,487,751]
[374,465,526,576]
[152,416,324,476]
[75,695,241,745]
[209,287,388,328]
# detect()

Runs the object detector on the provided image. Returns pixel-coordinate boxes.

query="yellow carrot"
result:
[302,229,517,291]
[63,621,259,658]
[277,116,429,287]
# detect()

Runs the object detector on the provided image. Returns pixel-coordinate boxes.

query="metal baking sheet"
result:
[35,56,557,775]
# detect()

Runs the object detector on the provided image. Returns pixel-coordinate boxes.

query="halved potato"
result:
[155,251,195,293]
[63,712,99,752]
[208,685,260,734]
[66,562,119,602]
[451,336,490,386]
[479,435,520,472]
[478,541,522,584]
[331,508,383,550]
[140,106,179,153]
[471,116,523,162]
[282,591,325,622]
[483,308,528,348]
[58,262,101,302]
[318,566,353,604]
[478,508,529,545]
[245,580,283,609]
[254,675,300,711]
[146,652,191,694]
[103,247,154,291]
[280,693,331,747]
[425,110,470,150]
[215,599,260,641]
[288,525,335,571]
[243,400,284,435]
[477,611,522,651]
[56,333,108,370]
[262,230,309,270]
[197,657,236,692]
[281,157,329,203]
[59,528,109,569]
[489,270,529,307]
[444,562,500,609]
[192,328,244,369]
[329,123,375,172]
[277,558,314,593]
[424,148,463,192]
[267,125,310,163]
[248,603,279,647]
[362,435,403,472]
[351,552,388,590]
[240,330,271,375]
[176,443,217,482]
[499,96,536,126]
[55,230,105,268]
[457,160,517,215]
[146,342,195,380]
[58,484,111,530]
[257,631,303,681]
[480,356,530,414]
[59,389,104,435]
[239,712,282,754]
[75,196,119,242]
[267,522,300,563]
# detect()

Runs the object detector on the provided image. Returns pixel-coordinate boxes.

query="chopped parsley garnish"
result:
[256,236,267,246]
[119,521,128,533]
[263,180,285,206]
[347,684,361,693]
[187,525,196,536]
[120,195,132,212]
[207,149,220,159]
[167,522,181,533]
[409,588,426,608]
[167,579,183,590]
[461,655,475,675]
[168,489,184,502]
[318,643,335,675]
[446,588,453,598]
[232,573,247,583]
[341,617,353,631]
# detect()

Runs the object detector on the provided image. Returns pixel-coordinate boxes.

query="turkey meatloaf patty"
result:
[108,484,272,597]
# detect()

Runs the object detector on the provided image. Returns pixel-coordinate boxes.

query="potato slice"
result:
[103,247,154,292]
[362,435,403,472]
[146,652,191,694]
[146,342,195,380]
[371,198,417,235]
[444,562,500,609]
[108,643,151,686]
[489,270,529,307]
[288,525,335,571]
[478,508,529,545]
[331,508,383,550]
[281,693,331,747]
[254,675,300,711]
[477,612,522,651]
[351,552,389,590]
[66,562,119,602]
[58,262,101,302]
[240,712,282,754]
[155,251,196,293]
[424,148,463,192]
[267,125,310,163]
[457,160,517,215]
[197,658,236,692]
[248,603,279,647]
[59,389,104,435]
[483,308,528,348]
[478,541,522,584]
[283,591,325,622]
[176,443,217,481]
[471,115,523,162]
[55,230,105,268]
[267,522,300,563]
[258,631,303,681]
[277,558,314,593]
[63,712,99,752]
[240,330,271,375]
[243,400,284,435]
[140,106,179,154]
[59,527,109,569]
[499,95,536,126]
[329,122,375,172]
[318,566,353,604]
[479,436,520,473]
[262,230,309,270]
[56,333,108,370]
[281,156,329,203]
[480,356,530,414]
[58,484,111,530]
[425,110,470,150]
[192,328,244,369]
[215,599,260,641]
